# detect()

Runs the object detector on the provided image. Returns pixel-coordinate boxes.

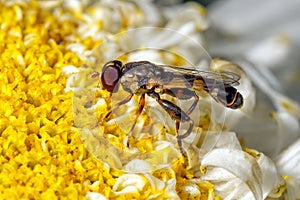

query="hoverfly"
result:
[92,60,243,155]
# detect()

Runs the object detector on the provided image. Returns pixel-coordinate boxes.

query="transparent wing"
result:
[158,64,241,86]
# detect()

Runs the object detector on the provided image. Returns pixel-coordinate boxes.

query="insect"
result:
[92,60,243,155]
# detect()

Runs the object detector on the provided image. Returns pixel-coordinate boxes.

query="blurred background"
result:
[198,0,300,156]
[183,0,218,7]
[153,0,300,156]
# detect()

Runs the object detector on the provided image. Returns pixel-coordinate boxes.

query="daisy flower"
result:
[1,0,299,199]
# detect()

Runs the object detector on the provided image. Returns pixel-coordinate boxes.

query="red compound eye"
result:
[101,60,122,92]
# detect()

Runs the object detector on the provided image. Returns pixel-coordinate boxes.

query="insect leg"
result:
[149,92,194,155]
[162,88,199,115]
[186,95,199,115]
[105,94,133,120]
[176,120,193,155]
[127,93,146,147]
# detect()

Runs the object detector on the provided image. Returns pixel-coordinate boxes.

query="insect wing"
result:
[158,64,241,86]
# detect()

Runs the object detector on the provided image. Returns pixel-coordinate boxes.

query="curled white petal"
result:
[145,176,180,199]
[199,132,242,158]
[112,173,180,199]
[200,148,263,200]
[112,174,146,195]
[257,156,282,199]
[246,149,285,199]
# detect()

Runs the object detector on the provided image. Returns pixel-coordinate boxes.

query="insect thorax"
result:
[120,62,164,94]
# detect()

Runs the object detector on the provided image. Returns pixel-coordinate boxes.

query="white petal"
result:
[181,182,201,198]
[233,59,300,152]
[165,2,209,31]
[125,159,153,173]
[246,149,284,199]
[200,148,263,200]
[164,179,180,199]
[275,111,300,151]
[62,0,87,12]
[198,132,242,157]
[112,174,146,195]
[38,0,61,9]
[135,0,163,26]
[144,173,165,192]
[276,138,300,179]
[86,192,108,200]
[201,167,236,181]
[245,35,290,69]
[285,177,300,200]
[87,99,106,111]
[61,65,79,75]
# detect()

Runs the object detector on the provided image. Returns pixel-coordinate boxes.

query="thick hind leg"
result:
[162,88,199,115]
[149,91,194,155]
